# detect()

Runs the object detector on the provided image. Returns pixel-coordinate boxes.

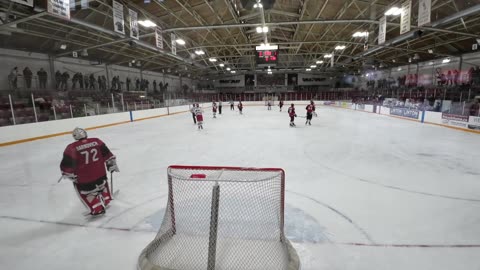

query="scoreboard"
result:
[255,44,279,67]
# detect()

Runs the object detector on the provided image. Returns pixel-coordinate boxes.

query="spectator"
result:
[8,67,18,90]
[111,76,117,91]
[98,75,103,90]
[470,99,479,116]
[78,72,84,89]
[126,77,131,91]
[72,72,81,90]
[145,79,150,91]
[55,70,62,90]
[61,71,70,91]
[474,66,480,85]
[23,67,33,89]
[153,80,157,93]
[89,74,96,90]
[453,69,460,85]
[37,68,48,89]
[135,78,140,91]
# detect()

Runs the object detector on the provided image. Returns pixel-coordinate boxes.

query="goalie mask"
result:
[72,127,87,140]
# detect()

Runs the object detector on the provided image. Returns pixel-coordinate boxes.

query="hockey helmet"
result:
[72,127,87,140]
[291,103,295,107]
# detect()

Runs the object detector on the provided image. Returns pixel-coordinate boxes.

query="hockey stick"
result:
[110,172,114,199]
[57,175,64,183]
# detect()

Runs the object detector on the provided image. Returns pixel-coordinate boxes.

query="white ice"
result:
[1,104,480,270]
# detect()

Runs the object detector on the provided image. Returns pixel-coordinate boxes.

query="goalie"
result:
[60,127,120,216]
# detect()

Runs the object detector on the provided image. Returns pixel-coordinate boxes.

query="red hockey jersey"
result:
[306,104,314,113]
[288,107,296,117]
[60,138,114,184]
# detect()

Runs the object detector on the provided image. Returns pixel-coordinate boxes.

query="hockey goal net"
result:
[138,165,300,270]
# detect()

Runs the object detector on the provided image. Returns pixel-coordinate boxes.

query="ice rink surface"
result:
[1,104,480,270]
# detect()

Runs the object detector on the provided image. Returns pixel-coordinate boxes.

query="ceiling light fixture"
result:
[253,3,263,8]
[231,70,236,74]
[194,50,205,55]
[335,45,346,50]
[352,31,369,37]
[256,26,263,33]
[310,65,317,68]
[209,58,217,62]
[138,20,157,27]
[226,67,231,71]
[442,58,451,63]
[175,39,186,45]
[385,7,402,16]
[306,68,312,71]
[324,54,332,58]
[219,63,225,67]
[316,60,324,64]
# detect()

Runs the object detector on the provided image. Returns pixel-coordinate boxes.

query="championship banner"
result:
[81,0,89,9]
[112,0,125,35]
[171,33,177,55]
[11,0,34,7]
[378,16,386,44]
[418,0,431,26]
[155,27,163,49]
[48,0,70,20]
[129,9,139,40]
[400,0,412,34]
[330,51,334,67]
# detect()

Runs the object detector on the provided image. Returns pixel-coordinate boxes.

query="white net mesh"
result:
[138,166,300,270]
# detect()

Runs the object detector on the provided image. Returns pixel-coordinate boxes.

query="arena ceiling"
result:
[1,0,480,79]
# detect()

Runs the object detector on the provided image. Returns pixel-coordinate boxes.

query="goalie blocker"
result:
[60,127,120,216]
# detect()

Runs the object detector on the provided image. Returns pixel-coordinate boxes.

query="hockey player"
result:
[230,101,235,110]
[194,104,204,129]
[237,101,243,114]
[305,102,314,125]
[267,100,272,110]
[60,128,119,216]
[279,100,284,112]
[218,100,222,114]
[212,102,217,118]
[310,100,317,117]
[288,104,296,127]
[190,104,197,124]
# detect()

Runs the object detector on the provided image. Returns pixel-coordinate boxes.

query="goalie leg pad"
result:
[74,178,111,215]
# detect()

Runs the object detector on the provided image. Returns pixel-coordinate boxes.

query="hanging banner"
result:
[298,73,331,86]
[378,16,387,45]
[330,51,334,67]
[418,0,431,26]
[155,27,164,49]
[171,33,177,55]
[48,0,70,20]
[81,0,89,9]
[214,75,245,87]
[129,9,139,40]
[400,0,412,34]
[11,0,34,7]
[112,0,125,35]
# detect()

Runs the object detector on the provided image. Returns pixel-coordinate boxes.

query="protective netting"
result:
[138,166,300,270]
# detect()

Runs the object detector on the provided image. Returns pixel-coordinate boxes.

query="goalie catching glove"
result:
[106,157,120,173]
